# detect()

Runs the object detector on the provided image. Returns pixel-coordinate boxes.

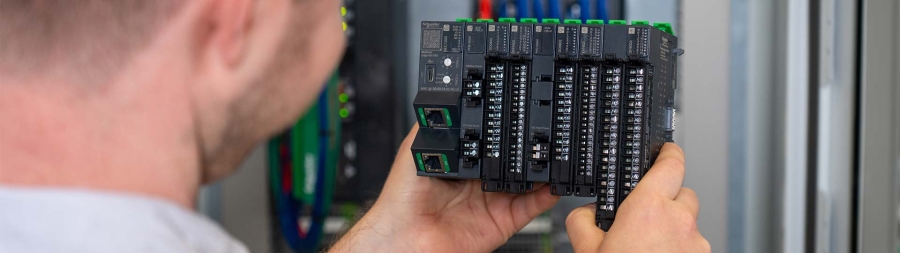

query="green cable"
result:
[323,72,340,213]
[292,103,318,202]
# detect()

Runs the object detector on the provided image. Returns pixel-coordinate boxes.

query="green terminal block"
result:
[542,18,560,24]
[609,20,626,25]
[456,18,473,22]
[586,19,604,25]
[477,18,494,22]
[564,19,582,24]
[654,22,675,35]
[521,18,538,23]
[499,17,516,23]
[631,20,650,25]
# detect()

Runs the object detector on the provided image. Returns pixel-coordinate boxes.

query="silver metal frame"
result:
[856,0,900,252]
[780,0,811,252]
[812,0,858,252]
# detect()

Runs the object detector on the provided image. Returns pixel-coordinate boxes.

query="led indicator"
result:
[339,93,349,103]
[341,7,347,16]
[339,108,349,118]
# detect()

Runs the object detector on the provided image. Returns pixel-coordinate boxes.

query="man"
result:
[0,0,709,252]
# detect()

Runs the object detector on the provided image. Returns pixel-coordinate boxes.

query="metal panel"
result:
[218,146,272,253]
[857,0,900,252]
[728,0,783,251]
[812,0,857,252]
[680,0,730,252]
[780,0,811,252]
[197,182,223,222]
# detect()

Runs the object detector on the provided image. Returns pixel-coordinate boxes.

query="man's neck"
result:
[0,76,202,209]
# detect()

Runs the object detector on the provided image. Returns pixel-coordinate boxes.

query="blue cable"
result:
[596,0,609,22]
[497,0,507,18]
[532,0,544,20]
[277,186,303,249]
[275,88,331,252]
[579,0,590,22]
[275,132,304,250]
[307,86,330,250]
[548,0,561,19]
[516,0,528,20]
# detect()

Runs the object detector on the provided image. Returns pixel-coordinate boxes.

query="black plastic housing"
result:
[411,20,682,230]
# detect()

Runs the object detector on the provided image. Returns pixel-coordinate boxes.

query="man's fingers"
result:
[656,142,685,164]
[398,124,419,155]
[379,125,420,194]
[633,142,686,199]
[510,184,560,230]
[674,187,700,219]
[388,124,418,170]
[566,203,605,252]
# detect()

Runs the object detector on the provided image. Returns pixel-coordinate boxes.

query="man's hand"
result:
[565,143,710,253]
[331,125,560,252]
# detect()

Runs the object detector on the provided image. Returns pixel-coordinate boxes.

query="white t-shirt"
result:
[0,186,248,253]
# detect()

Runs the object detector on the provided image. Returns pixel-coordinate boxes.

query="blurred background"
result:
[195,0,900,252]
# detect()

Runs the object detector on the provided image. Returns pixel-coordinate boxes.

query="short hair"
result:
[1,0,183,85]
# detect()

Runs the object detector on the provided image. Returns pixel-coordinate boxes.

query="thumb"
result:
[566,203,605,252]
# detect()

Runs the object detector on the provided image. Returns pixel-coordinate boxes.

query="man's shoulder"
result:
[0,186,249,253]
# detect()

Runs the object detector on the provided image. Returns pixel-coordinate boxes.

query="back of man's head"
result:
[0,0,346,208]
[1,0,183,85]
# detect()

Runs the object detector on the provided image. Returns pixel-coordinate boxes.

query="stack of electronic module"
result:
[410,18,682,230]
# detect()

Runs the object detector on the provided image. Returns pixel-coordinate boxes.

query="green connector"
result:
[442,108,452,127]
[609,20,626,25]
[440,154,450,172]
[586,19,604,25]
[654,22,675,35]
[521,18,538,23]
[417,108,427,126]
[564,19,582,24]
[542,18,560,24]
[477,18,494,22]
[499,17,516,23]
[632,20,650,25]
[415,153,425,171]
[456,18,473,22]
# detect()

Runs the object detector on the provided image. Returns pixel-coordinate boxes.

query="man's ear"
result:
[211,0,254,68]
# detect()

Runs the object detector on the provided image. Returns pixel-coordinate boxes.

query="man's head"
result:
[0,0,345,203]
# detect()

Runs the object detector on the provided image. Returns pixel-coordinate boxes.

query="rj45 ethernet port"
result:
[422,153,446,173]
[424,108,448,127]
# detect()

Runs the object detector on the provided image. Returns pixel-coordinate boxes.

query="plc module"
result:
[410,18,682,230]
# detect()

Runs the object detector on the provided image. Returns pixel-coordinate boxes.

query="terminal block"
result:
[410,19,683,230]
